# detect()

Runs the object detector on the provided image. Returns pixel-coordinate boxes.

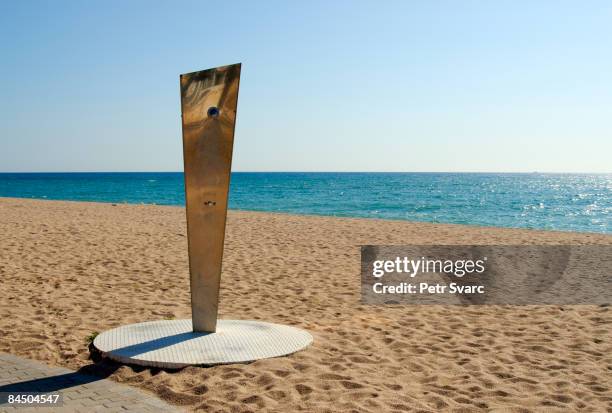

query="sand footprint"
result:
[295,384,313,396]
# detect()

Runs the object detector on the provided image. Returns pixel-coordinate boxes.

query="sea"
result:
[0,172,609,234]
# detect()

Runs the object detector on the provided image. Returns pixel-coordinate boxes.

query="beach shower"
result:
[92,64,312,367]
[180,64,241,333]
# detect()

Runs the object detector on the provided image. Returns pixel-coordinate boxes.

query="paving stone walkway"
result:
[0,353,181,412]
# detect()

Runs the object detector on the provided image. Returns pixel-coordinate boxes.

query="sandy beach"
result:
[0,197,610,412]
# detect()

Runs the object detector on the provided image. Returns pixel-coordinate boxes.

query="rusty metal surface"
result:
[180,64,241,333]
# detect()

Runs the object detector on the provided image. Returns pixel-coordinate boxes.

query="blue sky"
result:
[1,1,611,172]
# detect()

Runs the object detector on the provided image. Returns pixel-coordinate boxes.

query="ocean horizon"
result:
[0,172,609,234]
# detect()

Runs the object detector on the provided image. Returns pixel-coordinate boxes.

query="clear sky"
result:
[1,1,611,172]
